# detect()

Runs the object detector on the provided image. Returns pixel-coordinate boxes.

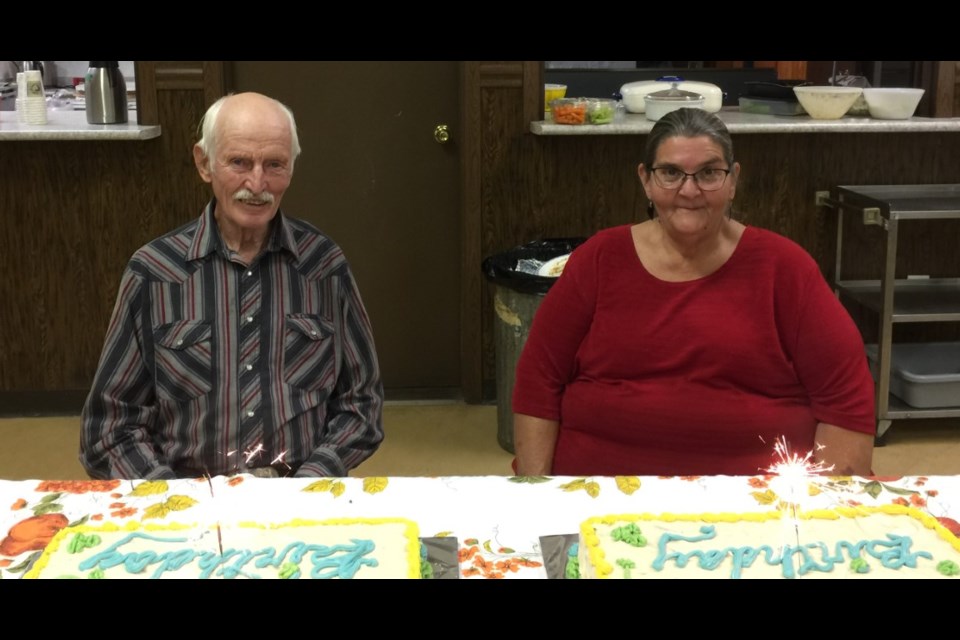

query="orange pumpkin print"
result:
[0,513,69,556]
[937,517,960,537]
[34,480,121,494]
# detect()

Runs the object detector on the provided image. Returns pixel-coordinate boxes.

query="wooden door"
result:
[230,62,461,399]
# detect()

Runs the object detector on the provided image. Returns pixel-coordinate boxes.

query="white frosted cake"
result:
[25,518,421,579]
[579,506,960,579]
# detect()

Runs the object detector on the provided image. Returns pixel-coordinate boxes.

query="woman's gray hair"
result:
[642,108,734,169]
[195,93,302,171]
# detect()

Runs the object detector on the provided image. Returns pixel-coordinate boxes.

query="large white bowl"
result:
[862,88,925,120]
[793,86,863,120]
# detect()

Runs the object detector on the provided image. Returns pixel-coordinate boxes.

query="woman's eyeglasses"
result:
[650,166,731,191]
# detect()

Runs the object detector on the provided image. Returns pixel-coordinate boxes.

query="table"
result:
[3,474,958,579]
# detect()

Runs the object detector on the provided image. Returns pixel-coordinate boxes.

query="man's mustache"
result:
[233,189,275,205]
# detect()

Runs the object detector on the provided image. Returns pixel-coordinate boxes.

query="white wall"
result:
[49,61,135,87]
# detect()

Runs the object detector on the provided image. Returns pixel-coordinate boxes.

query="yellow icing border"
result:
[24,517,421,579]
[581,505,960,579]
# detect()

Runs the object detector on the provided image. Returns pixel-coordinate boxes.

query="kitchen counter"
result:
[0,109,160,141]
[531,107,960,135]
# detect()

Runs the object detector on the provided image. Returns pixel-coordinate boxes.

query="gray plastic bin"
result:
[865,342,960,408]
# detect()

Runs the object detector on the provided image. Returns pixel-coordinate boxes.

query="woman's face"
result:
[639,135,740,237]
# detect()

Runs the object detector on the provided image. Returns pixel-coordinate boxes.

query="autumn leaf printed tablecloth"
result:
[2,474,958,579]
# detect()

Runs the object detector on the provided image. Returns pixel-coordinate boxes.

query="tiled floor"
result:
[1,404,958,480]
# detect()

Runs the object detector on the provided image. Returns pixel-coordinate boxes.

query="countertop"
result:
[531,107,960,135]
[0,109,161,141]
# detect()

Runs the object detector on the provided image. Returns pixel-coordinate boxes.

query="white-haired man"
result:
[81,92,384,479]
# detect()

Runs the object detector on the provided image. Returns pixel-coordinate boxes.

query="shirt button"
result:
[176,339,184,346]
[245,364,253,371]
[247,316,254,323]
[311,330,318,336]
[247,410,255,418]
[246,270,253,277]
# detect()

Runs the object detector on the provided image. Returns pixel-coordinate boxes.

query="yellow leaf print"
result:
[615,476,641,495]
[483,540,493,553]
[807,483,822,497]
[750,489,778,505]
[585,482,600,498]
[303,480,334,493]
[559,479,587,492]
[363,477,389,494]
[331,481,346,497]
[434,531,453,538]
[130,480,169,496]
[142,502,171,520]
[163,495,198,511]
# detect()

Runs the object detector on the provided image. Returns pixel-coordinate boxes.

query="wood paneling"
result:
[0,62,227,413]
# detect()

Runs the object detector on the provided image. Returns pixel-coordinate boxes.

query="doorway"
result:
[230,61,461,399]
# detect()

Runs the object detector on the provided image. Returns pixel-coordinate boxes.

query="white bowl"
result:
[793,86,863,120]
[862,88,925,120]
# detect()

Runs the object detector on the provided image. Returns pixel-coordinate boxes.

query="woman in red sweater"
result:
[512,108,875,477]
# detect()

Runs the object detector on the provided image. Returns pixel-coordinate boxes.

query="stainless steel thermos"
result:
[85,61,128,124]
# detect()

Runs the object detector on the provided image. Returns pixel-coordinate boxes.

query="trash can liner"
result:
[481,238,586,295]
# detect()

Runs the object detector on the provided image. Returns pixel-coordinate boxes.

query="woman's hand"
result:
[513,414,560,475]
[813,422,874,476]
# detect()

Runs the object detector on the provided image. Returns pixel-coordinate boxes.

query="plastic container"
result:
[738,96,806,116]
[865,342,960,408]
[544,83,567,113]
[482,238,586,452]
[585,98,619,125]
[549,97,588,125]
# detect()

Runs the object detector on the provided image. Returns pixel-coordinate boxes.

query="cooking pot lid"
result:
[646,86,704,102]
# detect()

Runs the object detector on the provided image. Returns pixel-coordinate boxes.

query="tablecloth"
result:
[3,473,958,579]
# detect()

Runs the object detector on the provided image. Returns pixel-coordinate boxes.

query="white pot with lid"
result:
[644,83,705,121]
[620,76,723,113]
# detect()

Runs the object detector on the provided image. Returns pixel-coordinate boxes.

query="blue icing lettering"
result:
[75,531,383,579]
[650,524,933,579]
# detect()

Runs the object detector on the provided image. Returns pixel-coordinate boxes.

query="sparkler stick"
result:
[204,469,224,556]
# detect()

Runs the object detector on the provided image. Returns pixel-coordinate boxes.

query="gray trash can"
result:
[482,238,585,453]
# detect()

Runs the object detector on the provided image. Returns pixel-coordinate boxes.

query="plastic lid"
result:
[647,83,704,102]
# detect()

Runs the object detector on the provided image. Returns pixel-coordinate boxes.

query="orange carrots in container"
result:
[551,101,587,125]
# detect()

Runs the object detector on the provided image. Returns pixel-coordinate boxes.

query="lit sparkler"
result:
[243,443,266,465]
[762,436,834,566]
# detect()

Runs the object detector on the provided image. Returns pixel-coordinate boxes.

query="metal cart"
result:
[819,184,960,441]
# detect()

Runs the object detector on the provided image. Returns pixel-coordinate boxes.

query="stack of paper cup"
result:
[16,70,47,125]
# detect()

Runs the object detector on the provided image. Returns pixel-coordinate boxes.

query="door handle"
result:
[434,124,450,144]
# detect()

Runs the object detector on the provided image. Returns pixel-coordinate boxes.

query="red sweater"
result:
[512,225,875,476]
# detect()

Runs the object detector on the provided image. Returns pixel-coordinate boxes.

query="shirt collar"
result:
[186,199,301,262]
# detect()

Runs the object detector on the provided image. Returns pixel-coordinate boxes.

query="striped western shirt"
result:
[80,201,384,479]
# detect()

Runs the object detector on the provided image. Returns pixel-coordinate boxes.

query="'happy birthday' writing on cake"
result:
[651,525,931,579]
[76,532,380,579]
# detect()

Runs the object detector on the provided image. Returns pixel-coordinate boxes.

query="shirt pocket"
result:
[283,314,337,393]
[153,320,214,401]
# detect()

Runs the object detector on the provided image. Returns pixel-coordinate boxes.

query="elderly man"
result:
[80,92,384,479]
